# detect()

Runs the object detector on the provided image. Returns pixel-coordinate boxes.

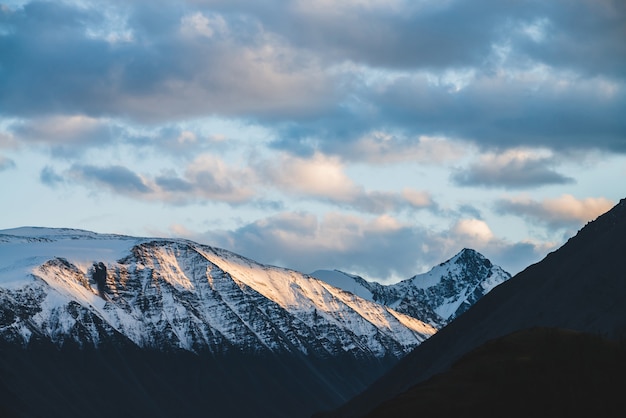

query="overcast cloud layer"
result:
[1,0,624,282]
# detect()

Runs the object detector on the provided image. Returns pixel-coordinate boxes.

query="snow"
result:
[188,246,434,349]
[407,261,463,289]
[3,227,504,357]
[0,230,139,288]
[481,267,508,292]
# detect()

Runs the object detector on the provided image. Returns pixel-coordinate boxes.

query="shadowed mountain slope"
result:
[366,328,626,418]
[323,198,626,417]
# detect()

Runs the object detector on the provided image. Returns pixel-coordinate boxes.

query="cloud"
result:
[0,0,623,162]
[0,2,335,122]
[201,211,552,281]
[335,133,467,164]
[0,155,16,171]
[452,148,575,188]
[8,115,114,156]
[261,152,358,200]
[204,211,444,282]
[495,194,615,229]
[178,154,257,203]
[39,166,64,187]
[70,164,152,195]
[0,129,18,149]
[451,219,495,244]
[62,154,257,204]
[445,217,558,274]
[513,0,626,78]
[365,69,626,154]
[257,152,434,213]
[42,150,435,212]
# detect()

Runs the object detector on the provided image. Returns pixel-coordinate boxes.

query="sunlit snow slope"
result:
[312,249,511,328]
[0,227,435,358]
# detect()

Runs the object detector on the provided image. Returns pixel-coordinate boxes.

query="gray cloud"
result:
[39,165,64,187]
[0,0,622,168]
[54,155,257,204]
[155,174,194,193]
[0,155,16,171]
[8,116,116,157]
[514,0,626,78]
[70,164,152,195]
[452,150,575,188]
[0,1,335,122]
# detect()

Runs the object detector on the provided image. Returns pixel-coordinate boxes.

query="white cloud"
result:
[452,218,494,244]
[180,12,228,39]
[257,152,435,213]
[262,152,359,200]
[345,133,466,164]
[402,188,433,207]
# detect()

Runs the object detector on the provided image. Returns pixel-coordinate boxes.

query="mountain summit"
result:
[325,198,626,417]
[312,248,510,328]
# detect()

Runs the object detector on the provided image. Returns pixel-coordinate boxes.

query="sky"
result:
[0,0,624,283]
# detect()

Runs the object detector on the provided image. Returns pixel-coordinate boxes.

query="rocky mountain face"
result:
[0,227,437,418]
[324,198,626,418]
[0,227,509,418]
[312,248,511,328]
[0,228,434,357]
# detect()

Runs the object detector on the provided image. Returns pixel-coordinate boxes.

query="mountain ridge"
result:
[0,229,435,357]
[323,198,626,417]
[0,226,511,417]
[312,248,511,328]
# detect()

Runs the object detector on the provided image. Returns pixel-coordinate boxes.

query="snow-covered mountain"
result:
[311,249,511,328]
[0,227,513,418]
[0,227,435,358]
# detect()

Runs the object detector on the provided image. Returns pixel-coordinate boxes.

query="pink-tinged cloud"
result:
[496,194,614,228]
[257,152,435,213]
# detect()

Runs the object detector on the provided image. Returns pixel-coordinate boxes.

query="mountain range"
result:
[0,227,508,418]
[324,198,626,417]
[312,248,510,328]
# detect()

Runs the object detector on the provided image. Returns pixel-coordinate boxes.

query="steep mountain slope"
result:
[324,198,626,417]
[0,227,435,418]
[0,227,434,356]
[312,249,511,328]
[366,328,626,417]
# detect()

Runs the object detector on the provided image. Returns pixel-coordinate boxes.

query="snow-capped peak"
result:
[0,228,435,358]
[311,248,511,328]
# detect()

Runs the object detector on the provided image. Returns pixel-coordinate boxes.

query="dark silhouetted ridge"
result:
[322,198,626,417]
[367,328,626,418]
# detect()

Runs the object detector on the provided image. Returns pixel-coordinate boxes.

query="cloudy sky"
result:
[1,0,624,282]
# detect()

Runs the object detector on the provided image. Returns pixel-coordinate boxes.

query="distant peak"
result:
[458,248,481,257]
[439,248,485,264]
